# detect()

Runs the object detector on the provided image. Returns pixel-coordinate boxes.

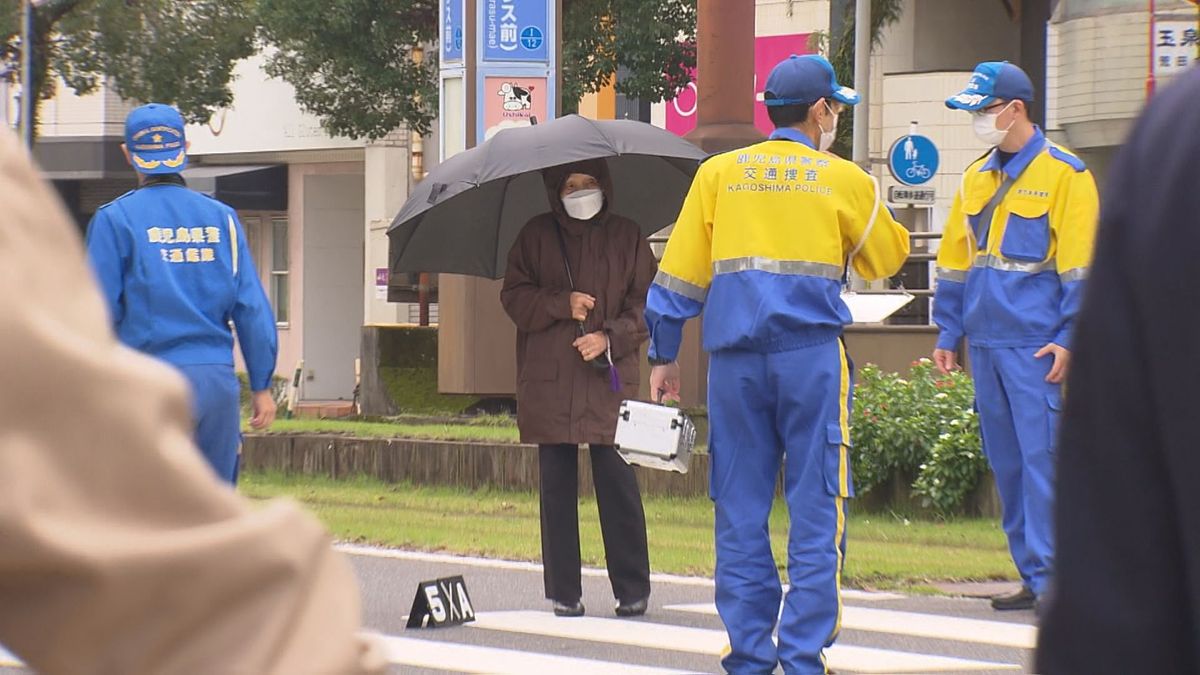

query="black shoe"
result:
[615,597,648,617]
[991,586,1036,611]
[553,600,585,617]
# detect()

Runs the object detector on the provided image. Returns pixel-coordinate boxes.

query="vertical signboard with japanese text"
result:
[1154,19,1199,77]
[483,0,549,62]
[440,0,467,161]
[476,0,556,144]
[443,0,464,63]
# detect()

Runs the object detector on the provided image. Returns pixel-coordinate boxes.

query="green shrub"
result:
[913,404,988,515]
[850,359,988,515]
[379,366,482,415]
[237,372,290,415]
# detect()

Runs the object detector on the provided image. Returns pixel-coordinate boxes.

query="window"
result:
[270,217,290,325]
[238,212,290,326]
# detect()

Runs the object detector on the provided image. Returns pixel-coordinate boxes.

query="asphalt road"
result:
[0,545,1037,674]
[345,545,1036,674]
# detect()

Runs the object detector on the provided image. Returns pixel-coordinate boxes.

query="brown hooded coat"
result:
[500,159,657,445]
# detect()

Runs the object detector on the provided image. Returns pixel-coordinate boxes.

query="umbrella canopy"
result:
[387,114,708,279]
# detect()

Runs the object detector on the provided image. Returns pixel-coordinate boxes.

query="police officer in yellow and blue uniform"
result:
[646,55,910,674]
[933,62,1099,612]
[86,103,279,484]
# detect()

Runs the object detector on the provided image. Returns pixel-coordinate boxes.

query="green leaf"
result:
[5,0,256,135]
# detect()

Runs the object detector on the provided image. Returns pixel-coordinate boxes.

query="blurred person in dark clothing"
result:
[1037,67,1200,674]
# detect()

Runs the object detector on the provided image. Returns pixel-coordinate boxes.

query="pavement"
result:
[347,544,1036,674]
[0,545,1038,674]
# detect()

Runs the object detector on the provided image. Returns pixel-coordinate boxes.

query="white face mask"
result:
[562,188,604,220]
[972,101,1015,146]
[819,102,839,152]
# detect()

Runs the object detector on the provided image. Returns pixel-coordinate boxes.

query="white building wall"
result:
[1053,12,1147,137]
[756,0,831,37]
[364,140,414,327]
[185,52,362,157]
[36,79,128,138]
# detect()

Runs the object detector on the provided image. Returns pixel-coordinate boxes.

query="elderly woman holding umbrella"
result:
[500,158,656,619]
[388,115,705,616]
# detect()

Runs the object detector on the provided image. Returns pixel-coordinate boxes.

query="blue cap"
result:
[763,54,860,107]
[945,62,1035,111]
[124,103,188,174]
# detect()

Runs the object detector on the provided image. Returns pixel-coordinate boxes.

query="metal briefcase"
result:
[614,400,696,474]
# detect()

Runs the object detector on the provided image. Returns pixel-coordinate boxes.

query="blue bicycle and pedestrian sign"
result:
[888,133,939,186]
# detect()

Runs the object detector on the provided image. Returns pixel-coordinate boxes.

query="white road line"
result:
[830,645,1021,673]
[376,635,692,674]
[472,611,717,653]
[337,543,716,587]
[337,544,907,599]
[843,606,1037,649]
[663,603,1037,649]
[842,589,905,601]
[469,611,1019,673]
[0,638,691,675]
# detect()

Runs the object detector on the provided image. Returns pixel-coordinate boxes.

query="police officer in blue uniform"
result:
[86,103,278,484]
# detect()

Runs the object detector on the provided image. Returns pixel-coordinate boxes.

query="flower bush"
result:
[850,359,989,515]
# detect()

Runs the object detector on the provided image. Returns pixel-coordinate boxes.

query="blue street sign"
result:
[484,0,549,62]
[888,134,939,186]
[442,0,463,62]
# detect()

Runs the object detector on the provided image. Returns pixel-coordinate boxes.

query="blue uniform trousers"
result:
[969,346,1062,597]
[709,338,853,675]
[177,364,242,484]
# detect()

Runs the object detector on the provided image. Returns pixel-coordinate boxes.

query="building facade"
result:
[13,0,1195,404]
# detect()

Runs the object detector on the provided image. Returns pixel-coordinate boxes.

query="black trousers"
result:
[538,443,651,604]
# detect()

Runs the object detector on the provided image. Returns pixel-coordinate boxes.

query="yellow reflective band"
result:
[826,339,851,658]
[837,339,851,496]
[830,495,846,648]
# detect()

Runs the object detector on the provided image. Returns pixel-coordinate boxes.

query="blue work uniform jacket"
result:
[86,178,278,391]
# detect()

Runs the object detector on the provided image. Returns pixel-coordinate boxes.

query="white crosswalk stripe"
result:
[0,600,1030,674]
[664,602,1038,649]
[467,611,1021,673]
[376,635,691,674]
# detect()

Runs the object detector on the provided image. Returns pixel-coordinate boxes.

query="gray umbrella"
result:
[387,114,708,280]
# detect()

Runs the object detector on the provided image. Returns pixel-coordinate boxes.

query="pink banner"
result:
[666,33,814,137]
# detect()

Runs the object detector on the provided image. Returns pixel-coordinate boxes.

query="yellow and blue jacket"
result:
[933,128,1098,351]
[646,129,911,359]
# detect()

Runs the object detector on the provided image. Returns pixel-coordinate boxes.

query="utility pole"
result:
[852,0,871,167]
[683,0,761,153]
[1146,0,1157,99]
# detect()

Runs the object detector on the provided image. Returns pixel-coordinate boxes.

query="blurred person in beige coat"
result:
[0,129,385,674]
